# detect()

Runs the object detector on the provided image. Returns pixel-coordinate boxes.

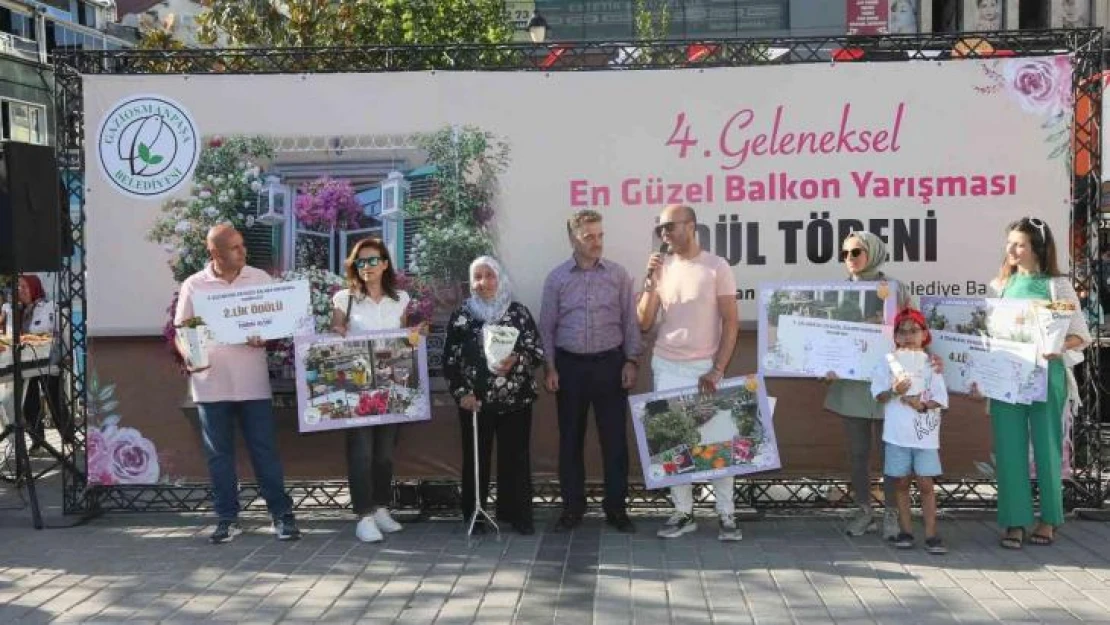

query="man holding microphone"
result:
[636,204,742,540]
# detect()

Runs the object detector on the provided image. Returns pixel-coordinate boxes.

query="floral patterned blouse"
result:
[443,301,545,413]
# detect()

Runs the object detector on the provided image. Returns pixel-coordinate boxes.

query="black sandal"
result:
[1029,525,1055,546]
[1000,527,1025,550]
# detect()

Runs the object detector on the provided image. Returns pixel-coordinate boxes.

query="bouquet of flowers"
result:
[174,316,211,369]
[1032,300,1077,355]
[482,325,519,374]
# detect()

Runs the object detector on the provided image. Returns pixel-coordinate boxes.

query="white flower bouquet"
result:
[482,325,519,374]
[175,317,212,369]
[1032,300,1077,355]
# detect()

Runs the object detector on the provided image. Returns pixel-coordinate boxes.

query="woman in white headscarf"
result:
[442,256,545,535]
[826,231,914,541]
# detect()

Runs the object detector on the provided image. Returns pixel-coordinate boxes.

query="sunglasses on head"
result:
[654,220,690,237]
[354,257,384,269]
[1022,217,1047,242]
[839,248,865,261]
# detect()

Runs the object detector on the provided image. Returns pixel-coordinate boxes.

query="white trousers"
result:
[651,355,734,517]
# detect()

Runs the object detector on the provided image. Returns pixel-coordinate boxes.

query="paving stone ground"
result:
[2,483,1110,625]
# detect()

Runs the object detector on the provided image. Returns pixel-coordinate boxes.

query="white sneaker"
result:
[373,508,403,533]
[718,514,743,542]
[657,513,697,538]
[663,510,688,527]
[883,509,900,541]
[845,508,877,537]
[355,516,383,543]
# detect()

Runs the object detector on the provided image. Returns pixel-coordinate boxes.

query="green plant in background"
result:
[405,126,509,284]
[147,136,273,282]
[630,0,674,65]
[634,0,671,41]
[195,0,513,48]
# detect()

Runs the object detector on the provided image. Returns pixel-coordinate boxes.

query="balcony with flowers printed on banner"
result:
[148,130,508,408]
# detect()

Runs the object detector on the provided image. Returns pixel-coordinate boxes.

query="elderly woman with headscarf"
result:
[826,231,914,541]
[442,256,545,535]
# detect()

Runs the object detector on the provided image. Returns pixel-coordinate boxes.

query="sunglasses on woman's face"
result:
[354,257,383,269]
[839,248,865,261]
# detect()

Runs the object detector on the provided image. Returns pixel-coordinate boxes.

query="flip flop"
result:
[1000,527,1025,550]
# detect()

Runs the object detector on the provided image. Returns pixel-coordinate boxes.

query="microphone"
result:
[658,242,670,256]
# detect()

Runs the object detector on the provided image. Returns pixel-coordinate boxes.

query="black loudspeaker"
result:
[0,142,62,273]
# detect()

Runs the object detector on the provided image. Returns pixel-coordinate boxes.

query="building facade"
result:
[0,0,133,147]
[507,0,1110,41]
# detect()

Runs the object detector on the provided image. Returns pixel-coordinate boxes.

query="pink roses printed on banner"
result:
[86,373,164,486]
[979,56,1073,160]
[87,425,161,486]
[1001,56,1073,118]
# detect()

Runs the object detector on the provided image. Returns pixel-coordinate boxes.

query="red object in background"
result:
[832,47,866,62]
[686,44,718,63]
[540,45,569,69]
[846,0,888,36]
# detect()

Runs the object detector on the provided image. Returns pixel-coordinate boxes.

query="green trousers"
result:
[989,360,1067,528]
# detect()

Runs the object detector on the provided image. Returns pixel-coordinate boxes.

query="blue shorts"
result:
[884,443,942,478]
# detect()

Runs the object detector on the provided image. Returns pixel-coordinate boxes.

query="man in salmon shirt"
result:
[636,204,741,541]
[174,224,300,544]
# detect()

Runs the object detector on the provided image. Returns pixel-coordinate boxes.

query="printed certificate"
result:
[758,280,898,379]
[921,296,1045,402]
[194,280,312,344]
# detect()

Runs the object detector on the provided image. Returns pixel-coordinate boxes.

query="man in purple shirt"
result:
[540,209,640,533]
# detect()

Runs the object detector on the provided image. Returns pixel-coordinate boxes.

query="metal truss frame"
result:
[53,29,1104,514]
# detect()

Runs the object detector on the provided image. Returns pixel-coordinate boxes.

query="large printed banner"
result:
[80,57,1073,485]
[85,58,1072,335]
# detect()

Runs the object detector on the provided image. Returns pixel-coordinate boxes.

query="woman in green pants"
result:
[989,217,1090,549]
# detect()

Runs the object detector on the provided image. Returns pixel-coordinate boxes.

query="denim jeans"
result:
[196,399,292,521]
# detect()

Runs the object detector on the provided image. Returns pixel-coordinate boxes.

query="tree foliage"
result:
[195,0,514,48]
[633,0,671,41]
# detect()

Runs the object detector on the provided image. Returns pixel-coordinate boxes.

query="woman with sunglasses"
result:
[988,217,1090,549]
[826,231,912,541]
[331,238,411,543]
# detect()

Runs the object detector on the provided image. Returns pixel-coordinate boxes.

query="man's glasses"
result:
[354,257,383,269]
[1023,217,1047,242]
[839,248,865,261]
[654,220,690,237]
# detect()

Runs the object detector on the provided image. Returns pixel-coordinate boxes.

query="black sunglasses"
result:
[654,220,690,237]
[354,257,384,269]
[839,248,865,261]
